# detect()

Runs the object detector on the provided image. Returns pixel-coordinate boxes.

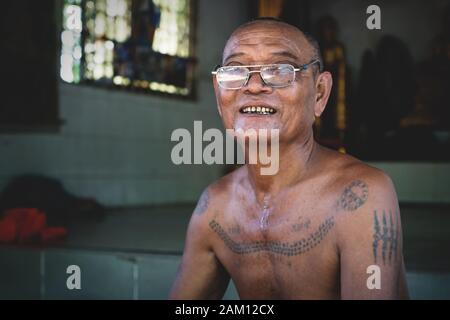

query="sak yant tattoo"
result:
[193,189,209,215]
[209,217,335,256]
[339,180,369,211]
[291,218,311,233]
[228,225,241,235]
[373,209,399,264]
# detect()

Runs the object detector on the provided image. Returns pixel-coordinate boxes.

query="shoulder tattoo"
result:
[339,180,369,211]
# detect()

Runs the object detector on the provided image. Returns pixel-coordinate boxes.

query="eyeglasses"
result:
[211,59,321,90]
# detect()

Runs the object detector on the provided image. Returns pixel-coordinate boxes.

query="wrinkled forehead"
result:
[222,23,313,64]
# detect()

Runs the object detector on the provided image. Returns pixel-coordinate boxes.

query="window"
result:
[60,0,196,97]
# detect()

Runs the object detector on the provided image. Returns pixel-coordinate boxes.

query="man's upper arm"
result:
[169,187,230,299]
[337,173,408,299]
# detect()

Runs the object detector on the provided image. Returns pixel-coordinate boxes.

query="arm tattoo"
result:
[339,180,369,211]
[373,209,399,264]
[193,189,209,215]
[209,217,335,256]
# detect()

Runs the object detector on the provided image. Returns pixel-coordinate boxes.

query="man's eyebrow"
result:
[223,51,301,64]
[270,51,300,61]
[223,52,246,63]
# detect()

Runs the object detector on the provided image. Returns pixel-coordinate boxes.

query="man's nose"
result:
[243,71,272,94]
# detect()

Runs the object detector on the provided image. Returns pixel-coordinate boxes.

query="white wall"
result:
[0,0,249,206]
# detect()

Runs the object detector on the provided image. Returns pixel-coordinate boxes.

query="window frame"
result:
[59,0,198,101]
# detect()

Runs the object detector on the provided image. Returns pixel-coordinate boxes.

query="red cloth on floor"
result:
[0,208,67,244]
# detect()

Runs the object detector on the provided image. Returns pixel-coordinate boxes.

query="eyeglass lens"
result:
[217,64,295,89]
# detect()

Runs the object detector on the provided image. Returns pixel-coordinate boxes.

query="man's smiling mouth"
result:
[239,106,277,115]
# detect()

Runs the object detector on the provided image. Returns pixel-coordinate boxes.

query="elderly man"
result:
[169,18,408,299]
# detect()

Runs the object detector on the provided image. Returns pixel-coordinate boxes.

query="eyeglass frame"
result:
[211,59,322,90]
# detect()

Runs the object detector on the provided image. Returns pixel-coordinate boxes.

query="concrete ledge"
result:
[369,162,450,204]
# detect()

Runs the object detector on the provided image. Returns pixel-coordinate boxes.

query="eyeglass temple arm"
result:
[299,59,322,72]
[211,64,221,75]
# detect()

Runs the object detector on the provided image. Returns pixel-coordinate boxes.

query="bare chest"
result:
[209,198,340,298]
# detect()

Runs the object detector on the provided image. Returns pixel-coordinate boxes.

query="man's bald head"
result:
[223,17,323,73]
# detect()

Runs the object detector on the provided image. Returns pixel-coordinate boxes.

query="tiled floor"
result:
[1,203,449,299]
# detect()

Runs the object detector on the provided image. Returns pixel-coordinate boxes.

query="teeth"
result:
[241,106,276,114]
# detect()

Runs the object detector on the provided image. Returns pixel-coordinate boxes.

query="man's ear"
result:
[212,76,223,117]
[314,71,333,117]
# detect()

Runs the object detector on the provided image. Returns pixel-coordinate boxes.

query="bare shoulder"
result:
[192,168,241,217]
[316,146,397,213]
[322,148,402,246]
[188,168,243,237]
[332,151,398,213]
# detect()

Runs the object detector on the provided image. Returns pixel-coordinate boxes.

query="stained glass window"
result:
[61,0,83,83]
[60,0,195,96]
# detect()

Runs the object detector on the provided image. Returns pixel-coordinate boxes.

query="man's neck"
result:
[245,132,318,204]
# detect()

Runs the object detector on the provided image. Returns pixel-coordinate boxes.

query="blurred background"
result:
[0,0,449,299]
